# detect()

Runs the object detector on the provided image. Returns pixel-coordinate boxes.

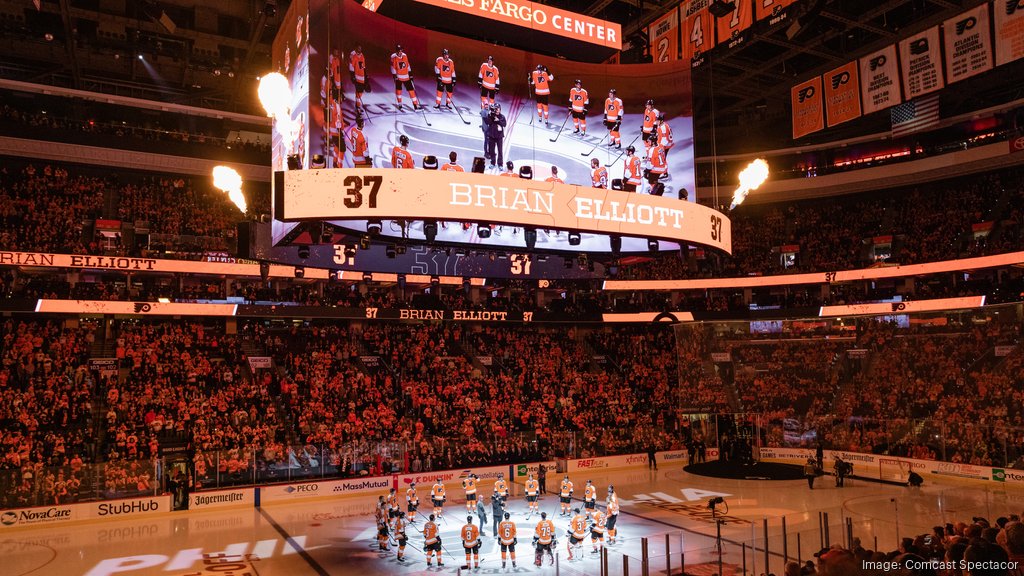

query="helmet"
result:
[626,145,636,154]
[574,78,582,85]
[356,116,364,128]
[646,99,654,106]
[506,161,514,170]
[608,88,616,94]
[467,515,473,522]
[395,44,403,52]
[442,48,450,56]
[658,112,666,120]
[486,55,493,61]
[536,64,544,70]
[399,134,409,146]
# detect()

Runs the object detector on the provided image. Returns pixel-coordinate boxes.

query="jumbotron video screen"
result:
[269,0,711,256]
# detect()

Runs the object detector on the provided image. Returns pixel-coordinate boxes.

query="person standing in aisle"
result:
[538,464,547,495]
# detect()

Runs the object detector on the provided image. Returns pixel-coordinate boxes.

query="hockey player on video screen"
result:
[569,79,589,135]
[478,55,500,110]
[604,88,623,148]
[390,44,421,110]
[529,64,554,125]
[348,44,367,111]
[434,48,456,108]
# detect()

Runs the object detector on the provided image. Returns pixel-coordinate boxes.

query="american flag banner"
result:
[891,94,940,137]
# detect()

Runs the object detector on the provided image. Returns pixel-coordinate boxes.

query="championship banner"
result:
[995,0,1024,66]
[823,61,862,127]
[943,4,993,84]
[278,169,733,253]
[409,0,621,49]
[682,0,714,62]
[755,0,797,23]
[791,76,824,139]
[649,8,680,62]
[859,45,901,115]
[899,26,944,98]
[716,0,753,48]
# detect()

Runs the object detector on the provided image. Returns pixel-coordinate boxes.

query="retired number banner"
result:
[859,45,901,114]
[277,169,733,253]
[900,26,944,98]
[649,8,680,62]
[943,4,993,84]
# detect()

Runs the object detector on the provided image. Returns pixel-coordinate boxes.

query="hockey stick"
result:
[580,132,608,156]
[450,97,472,125]
[605,132,643,167]
[549,112,571,142]
[417,104,432,127]
[527,80,535,126]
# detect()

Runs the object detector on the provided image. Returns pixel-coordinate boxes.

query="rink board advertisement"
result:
[513,461,557,479]
[270,0,697,254]
[189,488,255,510]
[567,453,650,472]
[397,465,508,488]
[258,476,393,503]
[0,495,172,530]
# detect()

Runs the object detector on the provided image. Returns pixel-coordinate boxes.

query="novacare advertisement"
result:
[260,476,393,503]
[1,495,172,529]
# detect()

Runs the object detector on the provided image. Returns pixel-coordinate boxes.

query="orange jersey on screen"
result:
[435,57,455,83]
[605,97,623,121]
[392,146,414,169]
[591,166,608,188]
[390,52,412,80]
[531,70,553,95]
[643,107,661,133]
[461,523,480,547]
[625,156,642,185]
[479,63,499,89]
[535,519,555,544]
[569,87,589,112]
[349,51,366,82]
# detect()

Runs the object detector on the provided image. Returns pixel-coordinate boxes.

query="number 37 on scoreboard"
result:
[342,175,382,209]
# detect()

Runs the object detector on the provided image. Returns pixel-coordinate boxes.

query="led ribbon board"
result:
[276,169,732,253]
[410,0,621,49]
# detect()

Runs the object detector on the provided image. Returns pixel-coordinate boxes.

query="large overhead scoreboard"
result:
[268,0,732,269]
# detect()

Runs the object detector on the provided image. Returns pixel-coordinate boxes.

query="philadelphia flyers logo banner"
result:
[823,61,861,127]
[995,0,1024,66]
[791,76,824,139]
[899,26,944,98]
[943,4,993,83]
[859,45,901,115]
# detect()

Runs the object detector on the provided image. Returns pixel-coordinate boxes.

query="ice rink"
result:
[6,464,1022,576]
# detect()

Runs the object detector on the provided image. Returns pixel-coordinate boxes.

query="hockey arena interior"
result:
[4,0,1024,574]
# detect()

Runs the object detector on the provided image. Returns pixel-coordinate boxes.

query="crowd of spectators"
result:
[0,161,246,256]
[0,101,271,156]
[621,166,1024,281]
[0,309,1022,509]
[2,160,1023,283]
[0,319,97,508]
[795,515,1024,576]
